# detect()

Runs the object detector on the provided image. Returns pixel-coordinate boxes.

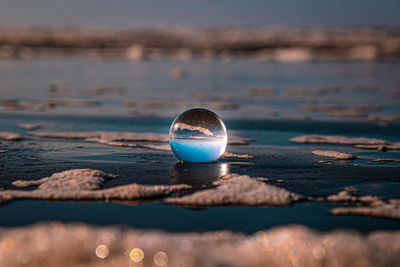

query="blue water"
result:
[170,138,227,163]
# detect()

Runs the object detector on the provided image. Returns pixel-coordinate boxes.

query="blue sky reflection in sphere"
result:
[169,109,227,163]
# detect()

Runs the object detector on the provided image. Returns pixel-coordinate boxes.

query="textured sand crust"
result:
[331,202,400,220]
[221,151,254,159]
[1,169,400,221]
[354,144,400,151]
[327,190,400,220]
[0,223,399,267]
[0,169,190,205]
[28,130,251,146]
[327,190,381,204]
[312,150,356,160]
[12,169,117,190]
[85,137,138,148]
[165,175,303,207]
[291,135,389,145]
[291,135,400,151]
[0,132,24,141]
[27,130,253,158]
[29,130,168,143]
[1,171,300,208]
[17,123,42,130]
[331,199,400,220]
[374,158,400,163]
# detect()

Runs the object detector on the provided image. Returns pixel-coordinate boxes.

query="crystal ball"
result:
[169,108,228,163]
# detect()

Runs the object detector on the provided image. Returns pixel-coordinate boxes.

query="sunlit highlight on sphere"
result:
[130,248,144,262]
[169,108,227,163]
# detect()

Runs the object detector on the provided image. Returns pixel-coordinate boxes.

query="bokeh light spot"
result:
[153,251,168,266]
[95,244,109,259]
[130,248,144,262]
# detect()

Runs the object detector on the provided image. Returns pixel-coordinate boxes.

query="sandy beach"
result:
[1,2,400,265]
[0,52,399,265]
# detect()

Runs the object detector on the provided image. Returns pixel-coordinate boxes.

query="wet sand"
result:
[1,114,399,214]
[0,114,400,266]
[0,52,399,266]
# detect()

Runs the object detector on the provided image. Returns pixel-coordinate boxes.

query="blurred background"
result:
[0,0,399,121]
[1,0,400,28]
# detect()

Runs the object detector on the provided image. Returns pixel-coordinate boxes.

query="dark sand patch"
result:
[0,222,399,267]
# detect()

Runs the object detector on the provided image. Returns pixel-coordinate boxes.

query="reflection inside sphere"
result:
[169,108,227,163]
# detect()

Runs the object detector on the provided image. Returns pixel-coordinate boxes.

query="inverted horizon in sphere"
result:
[169,108,227,163]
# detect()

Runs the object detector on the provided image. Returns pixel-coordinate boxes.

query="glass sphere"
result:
[169,108,228,163]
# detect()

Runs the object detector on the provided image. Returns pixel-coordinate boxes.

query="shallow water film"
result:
[1,1,400,266]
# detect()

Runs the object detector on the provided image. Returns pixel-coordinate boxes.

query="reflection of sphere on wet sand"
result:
[169,162,230,189]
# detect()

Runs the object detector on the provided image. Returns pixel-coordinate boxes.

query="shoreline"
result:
[1,26,400,61]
